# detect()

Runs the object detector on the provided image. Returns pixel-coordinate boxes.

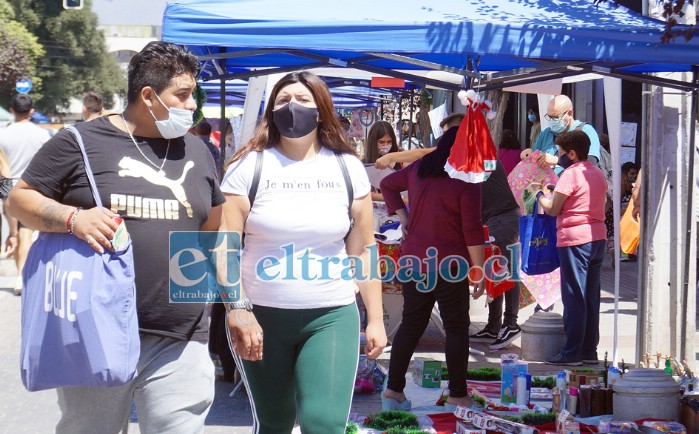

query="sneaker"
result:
[469,329,498,343]
[489,325,522,350]
[545,353,582,366]
[582,354,599,364]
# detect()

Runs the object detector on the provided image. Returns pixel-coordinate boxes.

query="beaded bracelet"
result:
[68,207,82,235]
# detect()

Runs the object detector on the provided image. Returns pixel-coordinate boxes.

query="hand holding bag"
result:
[518,198,560,275]
[20,125,139,391]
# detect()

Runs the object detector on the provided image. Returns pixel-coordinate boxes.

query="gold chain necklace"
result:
[121,113,170,175]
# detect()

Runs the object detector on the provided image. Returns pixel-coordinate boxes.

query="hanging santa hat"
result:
[444,89,498,183]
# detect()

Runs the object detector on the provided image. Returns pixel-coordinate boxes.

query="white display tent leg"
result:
[603,76,622,367]
[238,75,268,149]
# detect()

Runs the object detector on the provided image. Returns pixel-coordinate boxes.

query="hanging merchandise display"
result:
[444,90,498,183]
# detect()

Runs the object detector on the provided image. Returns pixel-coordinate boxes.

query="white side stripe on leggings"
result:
[225,314,261,434]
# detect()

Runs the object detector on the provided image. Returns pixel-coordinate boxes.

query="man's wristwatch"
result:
[227,298,253,312]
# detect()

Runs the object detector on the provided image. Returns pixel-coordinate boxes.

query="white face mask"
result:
[149,93,193,139]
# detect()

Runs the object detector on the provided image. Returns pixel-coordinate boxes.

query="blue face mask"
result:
[548,117,567,134]
[528,114,537,123]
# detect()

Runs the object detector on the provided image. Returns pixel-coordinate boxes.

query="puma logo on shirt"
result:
[111,156,195,218]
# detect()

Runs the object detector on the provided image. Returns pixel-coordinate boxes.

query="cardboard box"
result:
[412,357,442,388]
[457,420,486,434]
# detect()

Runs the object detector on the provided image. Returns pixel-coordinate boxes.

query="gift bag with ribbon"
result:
[519,199,559,275]
[20,126,139,391]
[507,151,559,215]
[620,197,640,255]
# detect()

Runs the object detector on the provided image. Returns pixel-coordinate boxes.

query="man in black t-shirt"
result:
[6,42,224,433]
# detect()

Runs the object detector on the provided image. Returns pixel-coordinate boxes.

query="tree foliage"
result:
[9,0,125,115]
[0,0,44,105]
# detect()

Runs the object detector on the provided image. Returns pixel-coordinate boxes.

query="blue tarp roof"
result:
[163,0,699,89]
[199,78,398,108]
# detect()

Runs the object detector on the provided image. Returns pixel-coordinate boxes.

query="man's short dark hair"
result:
[555,130,590,160]
[127,41,200,104]
[621,161,638,174]
[439,113,464,130]
[11,94,33,114]
[82,91,104,114]
[195,121,212,136]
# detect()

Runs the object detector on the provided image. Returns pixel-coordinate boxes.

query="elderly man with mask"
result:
[531,95,601,174]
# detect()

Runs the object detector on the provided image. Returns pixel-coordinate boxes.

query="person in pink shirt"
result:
[532,129,607,366]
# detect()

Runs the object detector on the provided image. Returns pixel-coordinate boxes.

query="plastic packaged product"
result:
[641,421,687,434]
[567,387,578,415]
[608,366,622,387]
[598,421,638,434]
[557,371,568,411]
[552,387,561,414]
[516,376,528,405]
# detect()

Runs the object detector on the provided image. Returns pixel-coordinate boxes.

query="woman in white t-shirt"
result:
[220,71,386,434]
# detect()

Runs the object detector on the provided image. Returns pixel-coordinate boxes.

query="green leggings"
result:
[236,303,360,434]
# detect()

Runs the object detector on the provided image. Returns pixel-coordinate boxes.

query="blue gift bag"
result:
[518,200,559,275]
[20,126,139,391]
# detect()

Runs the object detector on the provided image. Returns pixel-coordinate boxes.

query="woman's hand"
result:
[227,309,264,361]
[528,182,544,195]
[363,319,387,359]
[375,154,394,170]
[4,235,17,258]
[537,152,558,169]
[73,207,121,253]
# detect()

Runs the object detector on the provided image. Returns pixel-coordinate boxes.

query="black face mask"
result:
[272,101,319,138]
[558,153,574,169]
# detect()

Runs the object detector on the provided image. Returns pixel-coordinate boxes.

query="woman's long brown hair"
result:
[229,71,357,165]
[362,120,399,164]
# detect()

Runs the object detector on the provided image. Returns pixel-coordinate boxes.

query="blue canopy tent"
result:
[162,0,699,366]
[199,78,397,108]
[163,0,699,91]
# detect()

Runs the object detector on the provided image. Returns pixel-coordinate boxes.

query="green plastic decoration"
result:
[192,83,207,127]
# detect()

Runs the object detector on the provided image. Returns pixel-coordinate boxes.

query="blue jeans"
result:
[558,240,606,359]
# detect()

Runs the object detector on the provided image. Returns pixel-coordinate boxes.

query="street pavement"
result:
[0,253,665,433]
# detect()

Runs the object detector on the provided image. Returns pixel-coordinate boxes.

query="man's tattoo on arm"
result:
[36,202,67,231]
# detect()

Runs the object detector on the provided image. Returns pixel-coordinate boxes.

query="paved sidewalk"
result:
[0,254,653,433]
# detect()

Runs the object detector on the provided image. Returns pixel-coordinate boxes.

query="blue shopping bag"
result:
[20,126,139,391]
[518,200,559,275]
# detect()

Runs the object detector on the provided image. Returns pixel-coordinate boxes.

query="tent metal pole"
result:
[409,88,415,150]
[219,47,227,180]
[680,66,698,359]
